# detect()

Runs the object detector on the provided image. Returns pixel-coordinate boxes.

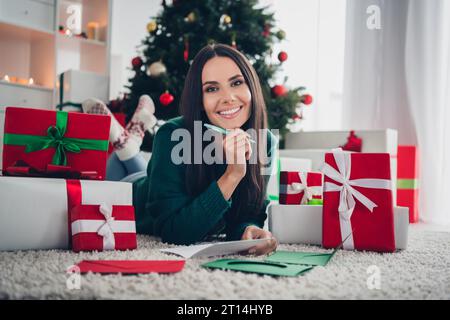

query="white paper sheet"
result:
[160,238,272,259]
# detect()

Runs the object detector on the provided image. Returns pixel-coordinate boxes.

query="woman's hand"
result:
[241,225,278,256]
[222,129,252,180]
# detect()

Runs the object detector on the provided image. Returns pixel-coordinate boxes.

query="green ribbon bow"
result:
[4,111,109,166]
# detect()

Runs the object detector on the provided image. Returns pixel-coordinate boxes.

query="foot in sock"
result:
[126,95,157,144]
[81,98,139,161]
[82,98,124,143]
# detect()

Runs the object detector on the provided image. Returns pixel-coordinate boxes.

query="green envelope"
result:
[202,259,313,277]
[266,231,351,266]
[265,250,335,266]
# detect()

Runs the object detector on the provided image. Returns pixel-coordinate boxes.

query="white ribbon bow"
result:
[97,204,116,250]
[321,150,392,250]
[280,172,322,204]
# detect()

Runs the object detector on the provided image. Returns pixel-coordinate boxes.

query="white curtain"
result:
[343,0,450,225]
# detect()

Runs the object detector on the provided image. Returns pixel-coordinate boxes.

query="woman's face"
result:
[201,56,252,129]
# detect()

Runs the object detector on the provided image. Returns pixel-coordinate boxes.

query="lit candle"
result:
[87,22,100,41]
[28,78,34,85]
[3,75,10,82]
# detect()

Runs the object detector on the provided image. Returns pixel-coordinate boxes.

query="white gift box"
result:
[284,129,398,200]
[284,129,398,155]
[0,176,133,251]
[280,137,397,203]
[280,149,343,171]
[268,204,409,250]
[266,155,312,201]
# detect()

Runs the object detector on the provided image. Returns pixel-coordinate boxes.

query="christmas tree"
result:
[121,0,312,151]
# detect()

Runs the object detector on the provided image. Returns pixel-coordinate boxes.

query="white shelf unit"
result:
[0,0,112,111]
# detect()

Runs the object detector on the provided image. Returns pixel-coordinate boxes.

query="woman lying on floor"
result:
[82,43,278,255]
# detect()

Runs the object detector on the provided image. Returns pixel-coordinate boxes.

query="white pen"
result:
[204,123,256,144]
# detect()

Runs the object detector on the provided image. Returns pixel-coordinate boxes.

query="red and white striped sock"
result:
[82,98,139,160]
[126,95,157,146]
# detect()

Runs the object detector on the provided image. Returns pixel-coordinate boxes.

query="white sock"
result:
[126,95,157,145]
[114,137,141,161]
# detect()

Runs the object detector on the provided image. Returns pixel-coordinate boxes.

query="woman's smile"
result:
[216,105,243,119]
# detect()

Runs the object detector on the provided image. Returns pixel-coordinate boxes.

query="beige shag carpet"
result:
[0,223,449,300]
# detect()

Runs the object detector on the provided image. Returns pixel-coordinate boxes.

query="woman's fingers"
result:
[241,226,278,256]
[248,238,278,255]
[223,133,252,164]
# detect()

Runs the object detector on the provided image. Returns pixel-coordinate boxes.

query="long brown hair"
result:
[180,43,268,217]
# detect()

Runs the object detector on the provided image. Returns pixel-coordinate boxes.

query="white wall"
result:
[110,0,161,100]
[109,0,348,132]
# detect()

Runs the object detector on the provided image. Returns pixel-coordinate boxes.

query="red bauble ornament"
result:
[184,36,190,62]
[271,85,288,97]
[278,51,288,62]
[262,23,271,37]
[159,91,174,106]
[131,57,143,69]
[292,114,302,121]
[302,94,313,105]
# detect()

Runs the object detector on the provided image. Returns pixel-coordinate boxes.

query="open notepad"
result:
[160,238,272,259]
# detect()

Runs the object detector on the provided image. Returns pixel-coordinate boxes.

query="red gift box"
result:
[108,112,127,155]
[2,107,110,180]
[397,146,419,223]
[322,151,395,252]
[70,204,137,252]
[279,171,323,205]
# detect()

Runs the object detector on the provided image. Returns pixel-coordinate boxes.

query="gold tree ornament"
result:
[147,21,158,33]
[185,12,196,23]
[147,61,167,77]
[221,14,232,25]
[276,30,286,40]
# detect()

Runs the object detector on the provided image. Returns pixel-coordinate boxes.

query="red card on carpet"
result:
[76,260,185,274]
